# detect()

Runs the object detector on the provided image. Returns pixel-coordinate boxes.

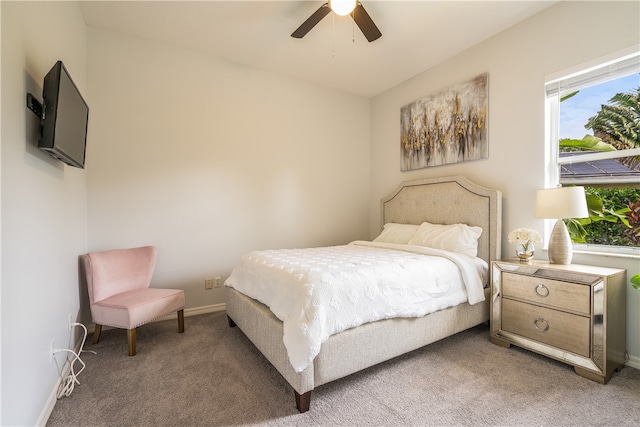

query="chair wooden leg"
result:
[177,309,185,333]
[93,324,102,344]
[127,328,137,356]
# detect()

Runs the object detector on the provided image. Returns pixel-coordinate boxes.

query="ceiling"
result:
[79,1,558,98]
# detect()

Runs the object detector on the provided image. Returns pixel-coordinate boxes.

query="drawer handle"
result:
[534,317,549,332]
[534,284,549,298]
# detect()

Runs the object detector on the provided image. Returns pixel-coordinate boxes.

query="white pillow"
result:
[373,223,419,244]
[407,221,483,257]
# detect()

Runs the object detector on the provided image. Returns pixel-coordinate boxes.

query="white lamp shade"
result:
[535,186,589,219]
[329,0,357,16]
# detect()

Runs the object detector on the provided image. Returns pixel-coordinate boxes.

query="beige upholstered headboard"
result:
[381,175,502,266]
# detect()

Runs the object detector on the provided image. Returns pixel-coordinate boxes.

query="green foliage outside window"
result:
[569,187,640,247]
[564,187,640,290]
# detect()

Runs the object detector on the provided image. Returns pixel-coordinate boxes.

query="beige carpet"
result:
[46,311,640,426]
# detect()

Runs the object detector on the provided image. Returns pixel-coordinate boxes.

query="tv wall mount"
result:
[26,93,45,120]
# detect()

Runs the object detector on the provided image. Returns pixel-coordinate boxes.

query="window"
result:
[545,51,640,255]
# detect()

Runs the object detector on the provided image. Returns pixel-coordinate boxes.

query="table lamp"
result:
[535,186,589,264]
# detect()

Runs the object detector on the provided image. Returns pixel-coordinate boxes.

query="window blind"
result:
[546,52,640,97]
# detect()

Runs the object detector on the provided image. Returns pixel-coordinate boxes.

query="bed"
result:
[225,175,502,412]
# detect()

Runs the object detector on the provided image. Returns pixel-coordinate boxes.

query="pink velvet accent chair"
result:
[83,246,185,356]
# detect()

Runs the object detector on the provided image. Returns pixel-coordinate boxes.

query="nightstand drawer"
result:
[502,272,590,315]
[502,298,590,357]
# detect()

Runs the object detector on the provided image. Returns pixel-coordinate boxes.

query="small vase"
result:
[516,243,534,263]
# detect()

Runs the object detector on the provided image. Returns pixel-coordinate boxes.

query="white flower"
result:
[508,228,542,244]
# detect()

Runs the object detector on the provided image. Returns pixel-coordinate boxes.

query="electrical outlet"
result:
[68,313,74,330]
[214,277,222,288]
[205,278,214,290]
[50,339,55,362]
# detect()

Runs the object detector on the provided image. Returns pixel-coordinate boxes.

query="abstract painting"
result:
[400,73,488,171]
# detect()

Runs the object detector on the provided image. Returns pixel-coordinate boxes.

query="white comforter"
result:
[225,241,487,373]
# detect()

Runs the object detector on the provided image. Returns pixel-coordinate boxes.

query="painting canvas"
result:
[400,73,488,171]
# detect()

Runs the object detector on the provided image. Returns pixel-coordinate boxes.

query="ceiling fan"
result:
[291,0,382,42]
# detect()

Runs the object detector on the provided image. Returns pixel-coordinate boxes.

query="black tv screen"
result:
[39,61,89,169]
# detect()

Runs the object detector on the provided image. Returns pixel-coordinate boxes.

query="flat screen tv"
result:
[37,61,89,169]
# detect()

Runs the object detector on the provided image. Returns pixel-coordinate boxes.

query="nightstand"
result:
[490,259,626,384]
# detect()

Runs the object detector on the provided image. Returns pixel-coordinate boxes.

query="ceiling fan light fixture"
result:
[329,0,357,16]
[291,1,381,42]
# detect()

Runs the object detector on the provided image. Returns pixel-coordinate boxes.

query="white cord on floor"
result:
[54,322,95,399]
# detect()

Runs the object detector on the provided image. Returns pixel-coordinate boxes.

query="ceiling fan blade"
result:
[291,3,331,39]
[351,2,382,42]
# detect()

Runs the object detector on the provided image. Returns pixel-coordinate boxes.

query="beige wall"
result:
[1,2,88,425]
[85,28,371,312]
[370,1,640,367]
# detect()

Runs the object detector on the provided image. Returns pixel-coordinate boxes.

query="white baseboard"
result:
[626,353,640,370]
[161,302,226,320]
[38,303,226,426]
[36,330,83,427]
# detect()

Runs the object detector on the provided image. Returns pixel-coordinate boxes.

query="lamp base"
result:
[548,219,573,264]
